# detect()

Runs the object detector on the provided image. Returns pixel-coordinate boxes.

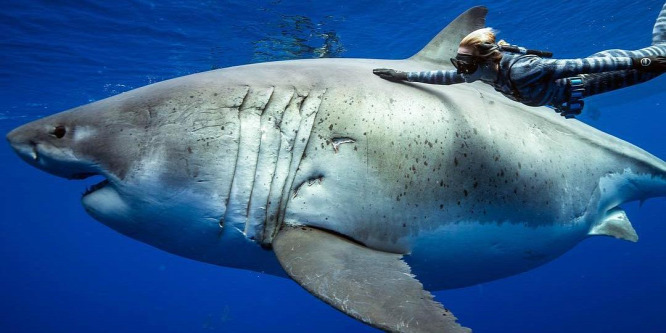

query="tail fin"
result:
[409,6,487,68]
[652,2,666,45]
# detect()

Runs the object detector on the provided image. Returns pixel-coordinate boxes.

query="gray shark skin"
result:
[6,7,666,333]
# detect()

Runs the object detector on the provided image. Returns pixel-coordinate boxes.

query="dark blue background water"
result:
[2,1,665,332]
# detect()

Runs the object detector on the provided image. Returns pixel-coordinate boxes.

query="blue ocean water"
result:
[1,0,665,332]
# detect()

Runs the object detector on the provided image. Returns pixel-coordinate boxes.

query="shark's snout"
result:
[6,121,101,180]
[7,125,39,162]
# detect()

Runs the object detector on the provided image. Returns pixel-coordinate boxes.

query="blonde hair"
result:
[459,28,504,62]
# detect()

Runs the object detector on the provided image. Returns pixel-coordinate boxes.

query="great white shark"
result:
[6,6,666,333]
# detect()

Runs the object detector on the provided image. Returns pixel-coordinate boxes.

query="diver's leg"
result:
[581,3,665,88]
[580,70,660,98]
[574,64,663,97]
[552,4,666,117]
[550,69,661,117]
[589,2,666,58]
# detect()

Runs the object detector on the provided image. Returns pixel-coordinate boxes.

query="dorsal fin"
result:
[409,6,488,68]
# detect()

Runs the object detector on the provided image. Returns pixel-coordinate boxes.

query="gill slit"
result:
[223,86,251,232]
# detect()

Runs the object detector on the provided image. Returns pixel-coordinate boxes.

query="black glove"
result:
[632,56,666,73]
[373,68,408,82]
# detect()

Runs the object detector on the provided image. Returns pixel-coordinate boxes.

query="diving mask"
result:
[450,53,479,75]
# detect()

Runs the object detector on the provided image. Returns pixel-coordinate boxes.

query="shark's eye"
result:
[52,126,67,139]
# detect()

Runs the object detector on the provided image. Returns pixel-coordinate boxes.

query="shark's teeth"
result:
[82,179,109,197]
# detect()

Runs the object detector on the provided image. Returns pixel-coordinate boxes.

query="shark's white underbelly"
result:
[404,221,590,289]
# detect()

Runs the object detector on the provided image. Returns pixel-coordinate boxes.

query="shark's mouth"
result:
[83,179,110,197]
[72,173,110,197]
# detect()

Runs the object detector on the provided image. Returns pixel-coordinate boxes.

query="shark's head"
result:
[6,81,283,274]
[6,85,228,251]
[6,95,153,224]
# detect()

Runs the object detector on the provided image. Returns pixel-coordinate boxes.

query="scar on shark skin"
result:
[293,175,325,198]
[330,137,356,153]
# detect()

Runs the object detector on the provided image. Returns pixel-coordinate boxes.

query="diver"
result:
[373,3,666,118]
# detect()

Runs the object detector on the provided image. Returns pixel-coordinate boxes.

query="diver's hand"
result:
[373,68,408,82]
[632,56,666,72]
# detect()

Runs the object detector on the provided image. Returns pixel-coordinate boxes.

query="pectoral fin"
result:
[272,226,470,333]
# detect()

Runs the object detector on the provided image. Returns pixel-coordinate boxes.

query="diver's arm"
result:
[538,57,632,79]
[373,68,465,85]
[405,70,465,85]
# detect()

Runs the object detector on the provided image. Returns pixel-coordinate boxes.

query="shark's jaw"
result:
[83,178,111,196]
[80,179,130,233]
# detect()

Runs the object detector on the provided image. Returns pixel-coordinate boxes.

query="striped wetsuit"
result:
[404,2,666,112]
